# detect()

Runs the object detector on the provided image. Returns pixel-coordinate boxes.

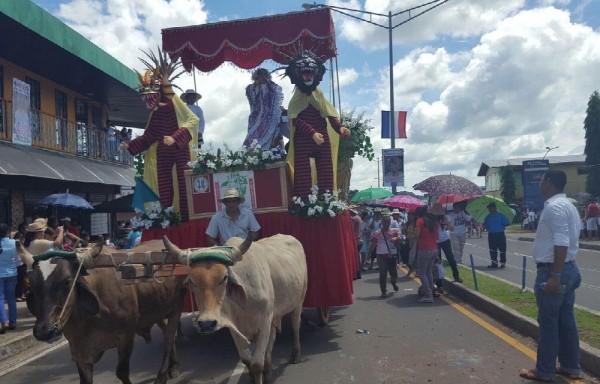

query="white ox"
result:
[163,233,308,384]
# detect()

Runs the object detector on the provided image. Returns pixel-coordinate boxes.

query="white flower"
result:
[225,159,233,166]
[310,185,319,195]
[206,161,216,169]
[233,159,243,165]
[148,212,158,219]
[308,194,318,204]
[160,220,170,229]
[262,151,271,160]
[315,206,323,213]
[187,160,198,167]
[164,206,174,214]
[328,209,335,217]
[307,207,315,216]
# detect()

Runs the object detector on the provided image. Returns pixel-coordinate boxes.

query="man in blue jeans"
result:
[483,203,510,268]
[520,170,582,382]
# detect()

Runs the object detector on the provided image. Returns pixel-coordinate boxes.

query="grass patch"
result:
[448,264,600,350]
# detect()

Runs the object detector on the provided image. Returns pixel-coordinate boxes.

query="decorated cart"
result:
[138,8,358,324]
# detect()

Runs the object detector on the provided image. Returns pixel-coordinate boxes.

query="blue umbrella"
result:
[36,190,94,210]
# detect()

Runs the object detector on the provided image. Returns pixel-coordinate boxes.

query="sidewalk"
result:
[506,230,600,251]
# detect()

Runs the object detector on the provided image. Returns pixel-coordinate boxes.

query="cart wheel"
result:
[317,307,331,326]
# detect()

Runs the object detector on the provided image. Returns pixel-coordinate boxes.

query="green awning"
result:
[0,1,137,88]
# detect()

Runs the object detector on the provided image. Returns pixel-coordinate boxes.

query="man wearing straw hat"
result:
[206,188,261,246]
[180,89,205,147]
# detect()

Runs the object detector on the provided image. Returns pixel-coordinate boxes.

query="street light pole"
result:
[542,146,559,160]
[302,1,450,194]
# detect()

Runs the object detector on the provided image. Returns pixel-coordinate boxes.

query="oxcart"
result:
[137,7,357,324]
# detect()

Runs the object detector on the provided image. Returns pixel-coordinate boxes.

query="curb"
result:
[516,236,600,251]
[446,280,600,379]
[0,333,39,362]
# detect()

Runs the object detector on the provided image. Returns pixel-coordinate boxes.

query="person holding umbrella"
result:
[483,203,510,268]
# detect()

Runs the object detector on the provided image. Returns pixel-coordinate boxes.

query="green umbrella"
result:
[351,188,393,203]
[466,195,515,223]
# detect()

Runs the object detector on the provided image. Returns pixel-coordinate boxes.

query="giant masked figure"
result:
[119,49,198,221]
[285,51,350,198]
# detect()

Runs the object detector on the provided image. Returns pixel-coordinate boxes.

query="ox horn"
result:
[162,236,189,264]
[229,233,253,262]
[15,241,35,271]
[76,238,104,269]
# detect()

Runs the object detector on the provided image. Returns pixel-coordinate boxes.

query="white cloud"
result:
[349,5,600,192]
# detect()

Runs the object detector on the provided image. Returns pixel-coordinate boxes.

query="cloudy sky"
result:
[32,0,600,194]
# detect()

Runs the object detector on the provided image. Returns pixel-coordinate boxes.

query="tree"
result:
[584,91,600,197]
[500,165,516,204]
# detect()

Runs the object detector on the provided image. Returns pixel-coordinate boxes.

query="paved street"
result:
[2,264,598,384]
[463,234,600,313]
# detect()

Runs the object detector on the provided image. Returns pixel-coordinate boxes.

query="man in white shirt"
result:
[447,203,471,264]
[206,188,261,246]
[520,170,582,383]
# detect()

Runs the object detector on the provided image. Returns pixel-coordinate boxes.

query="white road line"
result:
[226,360,246,384]
[0,340,68,377]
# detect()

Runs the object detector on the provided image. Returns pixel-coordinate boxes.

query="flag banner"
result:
[381,111,407,139]
[382,148,404,187]
[132,177,160,212]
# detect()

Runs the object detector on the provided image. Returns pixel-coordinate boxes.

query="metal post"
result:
[521,255,527,293]
[388,11,396,195]
[470,254,478,292]
[377,157,381,188]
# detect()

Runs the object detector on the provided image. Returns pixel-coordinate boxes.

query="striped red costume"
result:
[127,102,192,220]
[291,105,344,197]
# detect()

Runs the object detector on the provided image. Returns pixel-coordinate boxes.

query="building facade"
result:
[0,1,148,231]
[477,154,588,203]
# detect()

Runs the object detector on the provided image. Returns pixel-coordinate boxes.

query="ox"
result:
[163,233,308,384]
[17,240,187,384]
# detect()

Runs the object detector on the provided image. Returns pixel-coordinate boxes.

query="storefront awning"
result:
[0,142,136,187]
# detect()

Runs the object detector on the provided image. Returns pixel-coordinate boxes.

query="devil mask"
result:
[285,51,326,95]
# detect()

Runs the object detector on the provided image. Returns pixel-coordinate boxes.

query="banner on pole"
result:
[382,148,404,187]
[381,111,407,139]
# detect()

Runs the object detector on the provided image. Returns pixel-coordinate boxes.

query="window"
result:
[55,90,68,148]
[75,100,88,155]
[0,66,4,134]
[25,77,41,140]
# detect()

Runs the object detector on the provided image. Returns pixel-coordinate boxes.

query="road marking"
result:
[226,360,246,384]
[0,340,68,377]
[399,266,585,383]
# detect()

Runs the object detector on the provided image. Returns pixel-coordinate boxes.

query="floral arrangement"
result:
[289,186,348,218]
[338,109,375,162]
[130,203,182,229]
[187,140,284,175]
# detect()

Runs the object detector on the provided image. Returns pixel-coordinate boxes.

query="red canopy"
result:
[162,8,337,72]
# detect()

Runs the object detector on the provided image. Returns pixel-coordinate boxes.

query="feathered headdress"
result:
[136,46,185,93]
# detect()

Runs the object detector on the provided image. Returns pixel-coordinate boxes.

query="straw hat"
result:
[180,89,202,103]
[428,203,446,216]
[27,218,48,233]
[381,209,392,216]
[219,188,245,203]
[390,208,401,215]
[61,216,71,222]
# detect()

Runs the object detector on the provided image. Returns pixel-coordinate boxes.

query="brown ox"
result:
[17,240,187,384]
[163,233,308,384]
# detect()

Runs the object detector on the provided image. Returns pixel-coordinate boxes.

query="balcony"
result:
[0,98,134,166]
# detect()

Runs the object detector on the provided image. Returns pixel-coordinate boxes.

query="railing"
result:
[0,99,134,166]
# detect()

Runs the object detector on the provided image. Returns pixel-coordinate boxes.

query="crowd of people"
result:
[350,201,468,303]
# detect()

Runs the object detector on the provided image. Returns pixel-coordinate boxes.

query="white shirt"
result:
[205,207,261,245]
[447,211,472,235]
[437,216,451,243]
[533,193,580,263]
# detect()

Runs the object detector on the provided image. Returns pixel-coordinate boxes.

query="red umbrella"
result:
[435,194,479,205]
[383,195,426,211]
